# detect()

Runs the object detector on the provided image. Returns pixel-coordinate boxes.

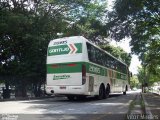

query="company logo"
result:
[89,65,100,74]
[49,47,70,54]
[53,74,71,80]
[48,43,82,56]
[68,44,78,54]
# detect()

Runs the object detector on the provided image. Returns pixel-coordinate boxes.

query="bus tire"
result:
[67,95,75,101]
[105,84,110,98]
[123,85,128,95]
[97,84,105,100]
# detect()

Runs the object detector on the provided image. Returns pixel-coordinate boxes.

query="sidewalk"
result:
[142,93,160,120]
[127,92,160,120]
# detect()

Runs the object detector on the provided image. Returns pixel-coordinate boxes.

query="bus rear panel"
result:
[46,36,89,95]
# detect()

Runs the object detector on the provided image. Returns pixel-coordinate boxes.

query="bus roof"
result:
[48,36,86,46]
[49,36,128,66]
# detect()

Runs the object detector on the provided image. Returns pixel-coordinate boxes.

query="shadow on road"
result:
[20,93,123,104]
[17,93,130,120]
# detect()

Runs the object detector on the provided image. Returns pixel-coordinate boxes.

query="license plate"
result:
[60,86,66,89]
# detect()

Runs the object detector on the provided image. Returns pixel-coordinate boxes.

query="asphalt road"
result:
[0,90,141,120]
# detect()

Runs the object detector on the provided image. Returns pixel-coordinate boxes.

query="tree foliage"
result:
[137,65,160,86]
[62,0,108,43]
[107,0,160,84]
[130,75,139,88]
[107,0,159,44]
[107,0,159,56]
[0,0,133,97]
[0,0,109,97]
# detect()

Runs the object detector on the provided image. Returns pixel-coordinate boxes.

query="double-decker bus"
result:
[46,36,130,100]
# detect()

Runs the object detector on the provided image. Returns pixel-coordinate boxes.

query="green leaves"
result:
[138,65,160,86]
[59,0,108,43]
[107,0,160,84]
[0,0,108,87]
[130,75,139,88]
[108,0,159,52]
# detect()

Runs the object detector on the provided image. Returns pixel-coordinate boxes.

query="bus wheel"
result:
[67,95,75,101]
[123,85,128,95]
[105,84,110,98]
[97,85,105,100]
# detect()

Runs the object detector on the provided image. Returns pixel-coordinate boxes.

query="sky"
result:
[107,0,116,11]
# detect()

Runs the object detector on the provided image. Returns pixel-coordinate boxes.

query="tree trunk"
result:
[15,81,27,98]
[3,80,10,99]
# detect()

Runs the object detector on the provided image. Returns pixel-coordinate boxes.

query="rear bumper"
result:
[46,85,88,95]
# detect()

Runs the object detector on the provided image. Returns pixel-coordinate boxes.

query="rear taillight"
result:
[67,64,76,67]
[82,64,86,85]
[51,65,59,68]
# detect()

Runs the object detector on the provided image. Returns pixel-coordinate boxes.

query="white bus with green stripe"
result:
[46,36,129,100]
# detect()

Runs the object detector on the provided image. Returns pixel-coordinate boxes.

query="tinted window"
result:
[87,42,127,74]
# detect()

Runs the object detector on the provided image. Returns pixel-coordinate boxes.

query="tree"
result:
[107,0,159,56]
[130,75,139,89]
[0,0,73,97]
[107,0,160,85]
[137,65,160,93]
[62,0,108,44]
[0,0,108,97]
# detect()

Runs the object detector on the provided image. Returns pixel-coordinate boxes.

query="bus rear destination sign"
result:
[48,43,82,56]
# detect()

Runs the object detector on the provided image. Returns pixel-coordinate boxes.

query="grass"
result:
[125,93,147,120]
[125,95,137,120]
[140,93,146,115]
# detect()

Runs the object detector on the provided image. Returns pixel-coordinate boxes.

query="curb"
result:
[149,90,160,95]
[141,93,152,116]
[152,92,160,96]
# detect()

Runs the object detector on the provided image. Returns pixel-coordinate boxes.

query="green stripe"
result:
[75,43,82,53]
[86,63,107,76]
[116,73,127,80]
[47,62,127,80]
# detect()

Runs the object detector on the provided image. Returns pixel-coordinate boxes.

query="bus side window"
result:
[87,43,92,61]
[87,43,96,63]
[91,45,96,63]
